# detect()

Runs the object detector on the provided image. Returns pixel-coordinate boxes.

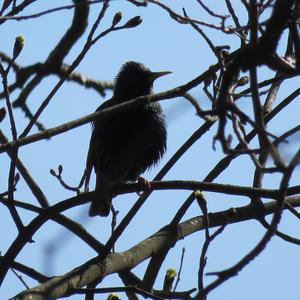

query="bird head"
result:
[113,61,171,102]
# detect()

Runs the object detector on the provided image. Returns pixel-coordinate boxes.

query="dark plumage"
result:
[85,61,170,216]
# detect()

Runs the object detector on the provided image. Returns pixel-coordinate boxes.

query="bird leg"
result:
[137,176,151,195]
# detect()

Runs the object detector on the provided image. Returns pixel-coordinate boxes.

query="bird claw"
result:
[137,176,151,195]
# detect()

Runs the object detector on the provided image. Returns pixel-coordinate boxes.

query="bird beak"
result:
[150,71,172,81]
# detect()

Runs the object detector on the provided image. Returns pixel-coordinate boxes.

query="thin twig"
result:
[173,247,185,291]
[0,60,24,232]
[0,0,104,21]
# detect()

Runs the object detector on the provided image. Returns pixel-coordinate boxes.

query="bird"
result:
[85,61,170,217]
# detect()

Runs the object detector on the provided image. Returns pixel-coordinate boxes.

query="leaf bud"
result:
[124,16,142,28]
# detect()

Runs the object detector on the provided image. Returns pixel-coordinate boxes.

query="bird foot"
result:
[137,176,151,195]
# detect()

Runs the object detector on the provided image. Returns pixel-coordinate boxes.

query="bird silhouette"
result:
[85,61,170,216]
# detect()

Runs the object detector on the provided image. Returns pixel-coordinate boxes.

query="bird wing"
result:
[84,97,116,192]
[84,129,96,192]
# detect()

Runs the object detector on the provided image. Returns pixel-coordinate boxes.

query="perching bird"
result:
[85,61,170,216]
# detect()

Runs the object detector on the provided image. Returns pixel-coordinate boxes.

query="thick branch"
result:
[10,196,300,300]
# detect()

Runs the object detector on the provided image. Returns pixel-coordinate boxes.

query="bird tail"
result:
[89,191,112,217]
[89,177,112,217]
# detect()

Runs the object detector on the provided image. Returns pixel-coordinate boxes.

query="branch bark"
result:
[10,196,300,300]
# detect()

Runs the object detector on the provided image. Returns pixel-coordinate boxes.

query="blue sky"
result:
[1,1,300,299]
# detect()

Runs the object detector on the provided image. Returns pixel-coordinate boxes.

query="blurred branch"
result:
[0,256,50,283]
[0,52,113,99]
[56,64,113,96]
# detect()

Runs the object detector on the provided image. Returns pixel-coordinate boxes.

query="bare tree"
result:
[1,0,300,299]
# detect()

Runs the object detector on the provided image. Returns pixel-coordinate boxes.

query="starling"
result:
[85,61,170,217]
